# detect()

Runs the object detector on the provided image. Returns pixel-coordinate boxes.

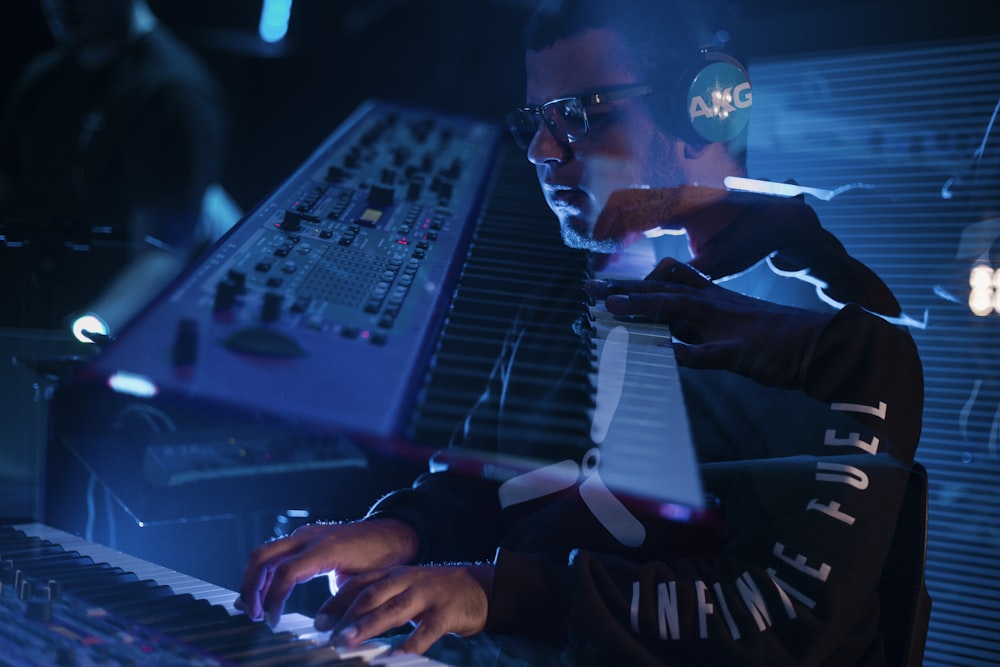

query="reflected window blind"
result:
[747,38,1000,667]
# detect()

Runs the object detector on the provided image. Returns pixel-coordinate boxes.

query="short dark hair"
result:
[522,0,699,69]
[522,0,748,164]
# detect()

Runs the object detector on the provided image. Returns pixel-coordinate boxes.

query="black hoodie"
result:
[368,193,924,666]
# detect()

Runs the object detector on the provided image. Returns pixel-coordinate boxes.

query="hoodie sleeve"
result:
[485,306,923,666]
[487,452,911,666]
[365,471,506,565]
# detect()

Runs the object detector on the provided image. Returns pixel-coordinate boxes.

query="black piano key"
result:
[155,606,243,636]
[173,621,272,651]
[57,570,143,596]
[410,143,596,451]
[78,576,177,604]
[12,557,116,583]
[122,594,217,626]
[168,614,335,665]
[3,548,87,568]
[0,543,67,560]
[211,633,311,663]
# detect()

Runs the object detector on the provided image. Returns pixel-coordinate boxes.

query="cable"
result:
[942,95,1000,200]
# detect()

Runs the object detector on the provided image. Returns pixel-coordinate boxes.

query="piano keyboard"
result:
[2,523,444,666]
[429,300,707,519]
[408,140,594,451]
[585,303,703,510]
[412,141,705,514]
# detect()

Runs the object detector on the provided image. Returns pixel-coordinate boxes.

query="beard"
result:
[558,214,624,255]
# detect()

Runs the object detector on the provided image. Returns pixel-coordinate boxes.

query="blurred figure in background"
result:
[0,0,228,337]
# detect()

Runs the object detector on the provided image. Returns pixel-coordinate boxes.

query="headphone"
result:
[666,48,752,145]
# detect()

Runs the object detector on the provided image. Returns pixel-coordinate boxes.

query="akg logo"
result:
[689,81,752,121]
[687,60,753,143]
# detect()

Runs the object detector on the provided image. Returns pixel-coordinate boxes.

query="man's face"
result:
[524,28,685,253]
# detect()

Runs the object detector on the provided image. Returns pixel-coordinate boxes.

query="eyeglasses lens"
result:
[543,98,587,144]
[506,109,539,150]
[506,98,588,150]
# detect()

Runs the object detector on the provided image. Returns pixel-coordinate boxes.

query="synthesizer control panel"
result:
[79,101,503,442]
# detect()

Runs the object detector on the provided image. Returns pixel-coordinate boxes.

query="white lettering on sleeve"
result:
[824,428,880,454]
[657,581,681,640]
[767,567,817,611]
[696,581,714,639]
[765,569,800,618]
[773,542,832,582]
[713,582,742,640]
[815,461,869,489]
[832,400,887,420]
[735,572,773,632]
[806,498,857,525]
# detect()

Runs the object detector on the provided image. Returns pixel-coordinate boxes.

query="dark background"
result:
[3,0,997,212]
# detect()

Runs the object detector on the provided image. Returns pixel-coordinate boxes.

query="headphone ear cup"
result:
[674,52,752,144]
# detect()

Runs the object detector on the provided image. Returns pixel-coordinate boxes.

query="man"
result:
[0,0,228,335]
[511,0,905,321]
[236,1,923,664]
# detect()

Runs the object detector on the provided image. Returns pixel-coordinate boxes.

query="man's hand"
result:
[318,563,494,656]
[235,518,418,628]
[586,258,832,389]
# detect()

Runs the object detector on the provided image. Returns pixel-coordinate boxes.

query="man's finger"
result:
[239,543,288,606]
[605,291,690,321]
[334,582,421,649]
[645,258,712,287]
[261,552,334,626]
[395,618,449,657]
[585,278,688,299]
[239,536,307,619]
[584,266,709,302]
[670,340,733,371]
[318,568,387,620]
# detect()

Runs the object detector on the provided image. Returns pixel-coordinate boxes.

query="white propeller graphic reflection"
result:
[498,324,647,548]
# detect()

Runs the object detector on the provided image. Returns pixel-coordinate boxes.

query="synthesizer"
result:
[57,99,703,521]
[51,99,597,523]
[74,100,505,447]
[1,522,442,665]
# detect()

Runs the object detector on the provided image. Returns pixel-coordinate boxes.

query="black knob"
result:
[262,292,284,323]
[279,211,303,232]
[26,598,52,623]
[173,318,199,366]
[213,279,240,311]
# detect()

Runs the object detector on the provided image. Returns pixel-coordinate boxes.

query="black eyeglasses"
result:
[505,84,654,150]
